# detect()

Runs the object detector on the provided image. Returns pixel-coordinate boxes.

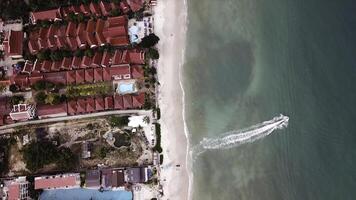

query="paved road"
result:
[0,109,152,133]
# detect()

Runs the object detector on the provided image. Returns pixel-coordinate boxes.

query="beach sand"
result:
[154,0,189,199]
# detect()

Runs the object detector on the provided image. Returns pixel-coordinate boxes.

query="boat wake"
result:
[192,114,289,158]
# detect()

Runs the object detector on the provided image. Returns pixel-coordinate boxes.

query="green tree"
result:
[0,84,7,93]
[74,49,84,57]
[147,48,159,59]
[109,116,130,127]
[22,140,59,172]
[40,20,51,28]
[9,95,25,105]
[35,91,47,104]
[84,49,94,58]
[50,51,63,61]
[110,9,121,17]
[36,50,51,61]
[9,84,20,93]
[139,33,160,48]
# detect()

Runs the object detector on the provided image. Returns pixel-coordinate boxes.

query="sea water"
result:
[183,0,356,199]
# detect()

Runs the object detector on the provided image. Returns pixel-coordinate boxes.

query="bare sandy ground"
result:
[154,0,189,199]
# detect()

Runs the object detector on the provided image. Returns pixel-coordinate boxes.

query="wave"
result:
[192,114,289,157]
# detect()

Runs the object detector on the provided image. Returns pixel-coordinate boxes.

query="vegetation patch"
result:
[22,140,78,172]
[109,116,129,128]
[113,132,131,148]
[66,82,112,98]
[153,123,162,153]
[0,136,16,175]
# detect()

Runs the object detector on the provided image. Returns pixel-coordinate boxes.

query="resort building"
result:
[125,167,150,184]
[29,8,62,24]
[2,30,23,60]
[86,170,101,188]
[1,176,29,200]
[9,104,36,121]
[101,168,126,188]
[34,173,80,190]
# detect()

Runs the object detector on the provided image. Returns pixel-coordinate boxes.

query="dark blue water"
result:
[184,0,356,199]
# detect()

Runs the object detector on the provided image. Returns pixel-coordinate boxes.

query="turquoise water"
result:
[184,0,356,199]
[118,83,135,94]
[40,188,132,200]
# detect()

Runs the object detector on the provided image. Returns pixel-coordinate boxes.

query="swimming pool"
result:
[40,188,132,200]
[118,83,136,94]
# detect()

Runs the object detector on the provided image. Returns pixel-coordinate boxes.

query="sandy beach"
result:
[154,0,190,200]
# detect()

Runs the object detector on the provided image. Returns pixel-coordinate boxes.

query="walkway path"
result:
[0,109,152,134]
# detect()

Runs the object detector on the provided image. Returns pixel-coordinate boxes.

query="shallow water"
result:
[184,0,356,199]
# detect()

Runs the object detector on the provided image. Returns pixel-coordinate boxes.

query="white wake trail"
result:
[192,114,289,157]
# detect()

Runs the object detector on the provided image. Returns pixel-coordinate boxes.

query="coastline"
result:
[154,0,190,199]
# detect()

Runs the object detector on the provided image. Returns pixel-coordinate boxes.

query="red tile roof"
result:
[61,57,73,70]
[102,68,111,81]
[131,65,144,79]
[41,60,52,72]
[66,22,77,37]
[66,37,78,50]
[28,39,39,54]
[61,6,72,18]
[37,103,67,118]
[7,31,23,56]
[114,95,123,109]
[107,36,129,46]
[33,60,42,72]
[13,75,29,90]
[104,96,114,110]
[29,74,44,85]
[84,68,94,83]
[30,8,61,24]
[76,69,85,84]
[66,71,76,84]
[56,36,67,49]
[47,25,59,38]
[80,4,91,15]
[119,1,131,13]
[86,98,95,112]
[95,97,105,111]
[8,183,20,200]
[91,52,103,68]
[39,28,49,39]
[81,56,92,68]
[128,50,145,64]
[51,60,62,71]
[122,95,133,109]
[34,174,78,189]
[22,61,33,74]
[101,51,112,67]
[44,72,66,84]
[93,68,103,82]
[89,2,102,16]
[107,16,127,27]
[70,5,81,14]
[76,99,86,114]
[72,56,82,68]
[109,64,131,79]
[77,34,87,49]
[67,100,77,115]
[99,1,112,16]
[127,0,145,12]
[37,38,48,50]
[132,93,145,108]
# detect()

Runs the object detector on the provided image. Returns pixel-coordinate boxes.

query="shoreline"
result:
[154,0,191,199]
